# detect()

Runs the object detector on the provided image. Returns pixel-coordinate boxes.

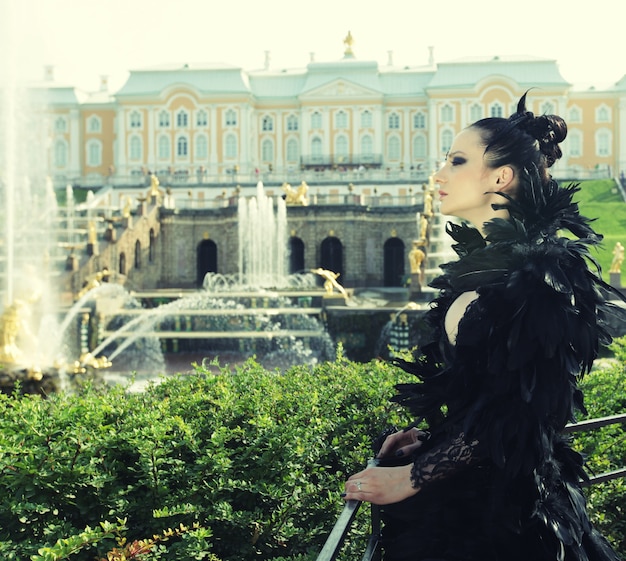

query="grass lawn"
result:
[572,179,626,282]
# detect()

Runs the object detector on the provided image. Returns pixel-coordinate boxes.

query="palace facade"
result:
[29,46,626,189]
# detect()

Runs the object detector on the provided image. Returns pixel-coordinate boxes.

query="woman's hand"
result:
[343,464,417,505]
[377,427,428,459]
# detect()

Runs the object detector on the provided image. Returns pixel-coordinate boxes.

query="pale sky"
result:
[2,0,625,93]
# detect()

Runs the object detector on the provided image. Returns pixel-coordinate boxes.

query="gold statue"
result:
[282,181,309,206]
[419,214,429,242]
[0,297,38,365]
[343,31,354,57]
[311,268,347,297]
[88,220,97,244]
[423,189,434,217]
[149,173,160,196]
[409,241,426,275]
[122,196,132,218]
[609,241,624,273]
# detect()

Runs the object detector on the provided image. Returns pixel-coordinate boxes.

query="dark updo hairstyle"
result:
[470,91,567,186]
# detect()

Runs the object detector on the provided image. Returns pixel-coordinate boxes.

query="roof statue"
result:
[343,31,354,58]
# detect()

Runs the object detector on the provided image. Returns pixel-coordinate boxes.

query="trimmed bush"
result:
[0,343,623,560]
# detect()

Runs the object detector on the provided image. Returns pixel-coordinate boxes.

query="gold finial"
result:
[343,31,354,57]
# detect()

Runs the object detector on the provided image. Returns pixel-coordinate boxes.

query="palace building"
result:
[28,43,626,190]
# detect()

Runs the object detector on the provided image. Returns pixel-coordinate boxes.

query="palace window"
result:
[361,134,373,155]
[129,136,142,160]
[158,110,170,127]
[361,110,373,128]
[540,101,555,115]
[413,112,426,129]
[387,135,400,160]
[177,135,188,157]
[596,105,611,123]
[596,130,611,156]
[87,115,101,133]
[568,130,582,157]
[311,111,322,129]
[261,138,273,161]
[225,133,237,158]
[388,112,400,129]
[195,134,208,159]
[54,140,68,167]
[440,104,454,123]
[286,114,298,131]
[441,129,454,155]
[490,103,503,118]
[569,106,582,123]
[196,110,208,127]
[55,117,67,133]
[412,134,426,159]
[129,111,142,129]
[177,110,189,128]
[86,139,102,167]
[335,110,348,129]
[158,135,170,159]
[286,138,298,162]
[225,109,237,126]
[469,103,482,122]
[311,137,322,157]
[262,115,274,132]
[335,135,349,159]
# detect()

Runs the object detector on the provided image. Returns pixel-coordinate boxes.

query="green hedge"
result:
[0,344,624,560]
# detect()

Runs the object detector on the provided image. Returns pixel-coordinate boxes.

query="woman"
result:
[343,93,623,560]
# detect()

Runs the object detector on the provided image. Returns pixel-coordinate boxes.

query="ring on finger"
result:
[356,480,362,491]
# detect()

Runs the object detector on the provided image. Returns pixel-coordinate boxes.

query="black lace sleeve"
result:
[410,432,480,489]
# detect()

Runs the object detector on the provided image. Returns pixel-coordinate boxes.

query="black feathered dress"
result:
[380,172,623,561]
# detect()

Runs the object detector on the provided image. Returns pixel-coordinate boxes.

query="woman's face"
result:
[433,128,505,226]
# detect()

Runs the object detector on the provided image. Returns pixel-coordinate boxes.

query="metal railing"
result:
[316,413,626,561]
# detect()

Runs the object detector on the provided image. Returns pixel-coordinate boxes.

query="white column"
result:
[209,105,218,174]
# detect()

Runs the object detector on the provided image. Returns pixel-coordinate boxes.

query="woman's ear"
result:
[494,166,515,191]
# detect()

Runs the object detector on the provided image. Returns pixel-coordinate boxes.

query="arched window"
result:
[596,129,611,156]
[388,112,400,129]
[176,110,189,128]
[596,105,611,123]
[286,115,298,131]
[134,240,142,269]
[361,110,373,128]
[387,136,400,160]
[158,136,170,160]
[567,129,583,157]
[86,139,102,167]
[311,111,322,129]
[129,136,142,160]
[225,134,238,159]
[413,112,426,129]
[158,110,170,127]
[286,138,298,162]
[335,110,348,129]
[54,140,68,168]
[361,134,373,156]
[311,137,322,158]
[262,115,274,132]
[176,135,188,157]
[540,101,555,115]
[195,134,208,159]
[335,135,348,159]
[440,104,453,122]
[569,106,582,123]
[412,135,426,159]
[261,138,273,161]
